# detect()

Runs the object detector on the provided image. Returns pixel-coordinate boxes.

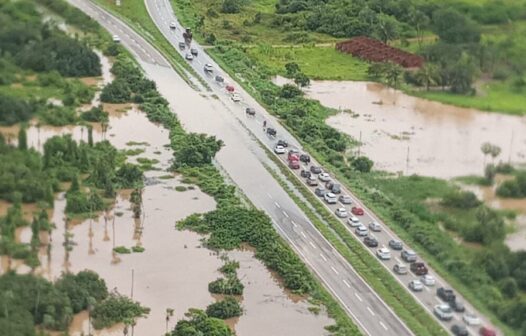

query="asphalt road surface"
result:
[70,0,492,334]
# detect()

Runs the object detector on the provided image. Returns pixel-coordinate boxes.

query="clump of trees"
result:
[171,309,234,336]
[497,172,526,198]
[205,297,242,319]
[81,105,109,123]
[0,94,38,125]
[208,259,244,295]
[91,293,150,329]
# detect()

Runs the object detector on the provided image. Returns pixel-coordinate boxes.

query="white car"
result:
[421,274,435,286]
[376,247,391,260]
[434,304,453,321]
[112,34,121,42]
[274,145,286,154]
[169,22,177,29]
[409,279,424,292]
[318,172,330,182]
[204,63,214,72]
[335,208,348,218]
[185,52,194,60]
[369,221,381,232]
[339,194,352,204]
[231,93,241,102]
[347,215,361,227]
[355,225,368,236]
[324,192,337,204]
[463,312,481,326]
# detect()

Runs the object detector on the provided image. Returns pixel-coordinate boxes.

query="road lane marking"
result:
[283,211,289,218]
[342,279,351,288]
[291,220,298,227]
[354,292,363,302]
[300,231,306,238]
[379,321,388,330]
[367,307,375,316]
[320,253,327,262]
[266,192,272,199]
[423,286,430,292]
[274,202,280,209]
[330,266,339,275]
[435,297,442,304]
[309,241,317,249]
[395,257,402,263]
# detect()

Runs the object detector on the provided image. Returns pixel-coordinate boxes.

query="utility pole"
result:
[405,146,410,175]
[508,129,514,164]
[131,268,135,299]
[358,131,362,156]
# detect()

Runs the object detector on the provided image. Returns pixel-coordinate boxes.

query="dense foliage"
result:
[0,0,101,77]
[171,309,234,336]
[0,94,38,125]
[205,297,242,319]
[91,293,150,329]
[0,271,108,334]
[496,172,526,198]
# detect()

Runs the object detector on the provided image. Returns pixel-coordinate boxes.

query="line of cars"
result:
[273,140,497,336]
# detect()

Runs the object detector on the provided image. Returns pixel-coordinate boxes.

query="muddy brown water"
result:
[0,55,332,335]
[273,76,526,179]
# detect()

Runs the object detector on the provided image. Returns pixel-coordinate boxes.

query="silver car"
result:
[355,225,368,236]
[369,221,381,232]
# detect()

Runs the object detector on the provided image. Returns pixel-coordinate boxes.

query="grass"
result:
[413,82,526,116]
[246,45,369,81]
[261,149,447,336]
[92,0,207,90]
[113,246,132,254]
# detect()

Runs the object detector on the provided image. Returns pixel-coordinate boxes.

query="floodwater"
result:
[273,76,526,179]
[0,57,332,335]
[229,250,332,336]
[461,176,526,251]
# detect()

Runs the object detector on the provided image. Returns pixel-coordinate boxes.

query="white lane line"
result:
[354,292,363,302]
[342,279,351,288]
[274,202,280,209]
[301,231,307,238]
[291,220,298,227]
[423,286,430,292]
[330,266,339,275]
[435,297,442,304]
[379,321,388,331]
[395,257,402,264]
[309,241,317,249]
[320,253,327,262]
[283,211,289,218]
[367,306,375,316]
[266,192,272,199]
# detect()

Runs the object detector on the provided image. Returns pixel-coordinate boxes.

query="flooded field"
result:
[273,76,526,179]
[0,54,332,335]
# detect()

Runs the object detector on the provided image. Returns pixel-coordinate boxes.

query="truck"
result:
[183,27,193,45]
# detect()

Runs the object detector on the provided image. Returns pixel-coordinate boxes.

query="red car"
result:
[226,85,235,93]
[288,159,300,169]
[351,207,364,216]
[479,327,496,336]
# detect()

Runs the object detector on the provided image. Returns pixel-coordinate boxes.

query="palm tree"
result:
[165,308,174,335]
[481,142,493,166]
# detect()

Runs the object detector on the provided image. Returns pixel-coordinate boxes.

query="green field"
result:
[246,45,369,80]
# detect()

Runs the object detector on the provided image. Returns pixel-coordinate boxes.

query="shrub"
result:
[91,293,149,329]
[208,277,244,295]
[441,191,480,209]
[279,84,303,98]
[205,297,242,319]
[351,156,374,173]
[81,105,108,122]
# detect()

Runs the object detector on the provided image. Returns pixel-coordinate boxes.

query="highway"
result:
[68,0,418,334]
[143,0,496,334]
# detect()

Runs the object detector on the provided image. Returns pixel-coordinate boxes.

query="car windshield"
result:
[441,305,452,312]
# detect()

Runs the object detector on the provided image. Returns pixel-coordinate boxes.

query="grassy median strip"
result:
[260,144,448,336]
[91,0,209,90]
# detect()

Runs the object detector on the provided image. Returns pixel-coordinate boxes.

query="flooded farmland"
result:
[273,76,526,179]
[0,55,332,335]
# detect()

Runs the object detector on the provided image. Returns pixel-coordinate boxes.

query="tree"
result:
[17,126,28,150]
[409,9,429,48]
[205,297,242,319]
[384,62,403,88]
[481,142,493,166]
[285,62,300,77]
[432,8,481,44]
[367,63,384,80]
[351,156,374,173]
[449,53,477,94]
[279,84,303,99]
[415,63,438,91]
[485,163,497,184]
[293,72,310,87]
[490,145,501,162]
[375,14,399,43]
[221,0,242,13]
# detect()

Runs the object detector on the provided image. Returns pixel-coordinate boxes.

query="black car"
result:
[437,287,456,302]
[310,166,322,174]
[300,154,310,163]
[277,139,288,147]
[364,236,378,247]
[314,187,326,197]
[178,41,186,49]
[215,75,224,83]
[449,299,465,312]
[190,48,198,56]
[245,107,256,116]
[388,239,403,250]
[266,128,277,136]
[451,324,469,336]
[300,169,311,178]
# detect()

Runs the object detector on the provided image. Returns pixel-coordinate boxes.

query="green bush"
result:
[81,105,109,122]
[441,191,481,209]
[172,309,233,336]
[496,173,526,198]
[208,277,244,295]
[205,297,242,319]
[91,293,149,329]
